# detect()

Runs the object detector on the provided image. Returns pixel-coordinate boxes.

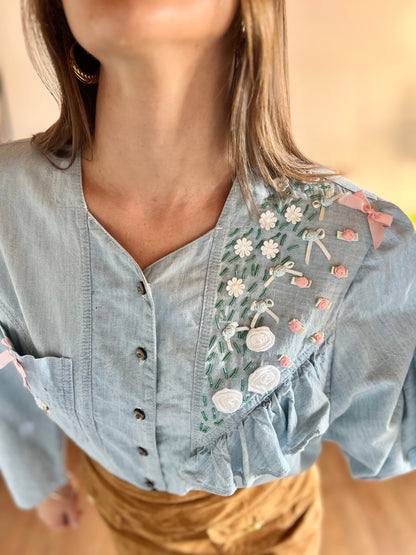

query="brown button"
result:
[145,478,155,489]
[137,281,146,295]
[136,347,147,361]
[138,447,148,456]
[134,408,145,420]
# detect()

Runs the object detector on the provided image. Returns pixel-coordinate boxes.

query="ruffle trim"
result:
[178,359,330,495]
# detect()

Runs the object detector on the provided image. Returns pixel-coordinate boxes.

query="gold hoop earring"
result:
[69,42,100,85]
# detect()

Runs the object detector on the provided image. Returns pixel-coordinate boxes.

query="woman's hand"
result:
[34,473,83,530]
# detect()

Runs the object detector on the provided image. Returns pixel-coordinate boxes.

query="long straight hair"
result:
[21,0,342,208]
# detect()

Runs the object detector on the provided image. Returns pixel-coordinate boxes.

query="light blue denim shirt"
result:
[1,138,415,510]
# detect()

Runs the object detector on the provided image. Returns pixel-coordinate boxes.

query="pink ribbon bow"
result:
[337,190,393,249]
[0,337,30,389]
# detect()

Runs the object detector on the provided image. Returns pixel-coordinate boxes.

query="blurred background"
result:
[1,1,415,554]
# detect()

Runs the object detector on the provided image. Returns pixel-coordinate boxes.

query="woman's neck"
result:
[81,37,235,206]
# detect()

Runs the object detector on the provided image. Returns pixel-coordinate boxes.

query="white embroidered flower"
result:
[212,388,243,413]
[226,277,245,297]
[248,365,281,394]
[259,210,277,230]
[234,237,253,258]
[261,240,279,260]
[284,205,303,224]
[246,326,275,352]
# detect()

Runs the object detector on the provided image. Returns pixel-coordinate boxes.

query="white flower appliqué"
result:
[226,277,245,297]
[212,388,243,413]
[259,210,277,230]
[234,237,253,258]
[285,205,303,224]
[246,326,275,352]
[248,365,281,394]
[261,240,279,260]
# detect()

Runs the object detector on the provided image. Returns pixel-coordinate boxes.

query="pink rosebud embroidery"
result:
[278,355,292,368]
[316,297,332,310]
[310,332,324,344]
[331,265,348,279]
[288,319,304,334]
[342,229,356,241]
[295,276,309,288]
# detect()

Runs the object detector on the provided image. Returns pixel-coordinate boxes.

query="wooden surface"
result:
[1,438,416,555]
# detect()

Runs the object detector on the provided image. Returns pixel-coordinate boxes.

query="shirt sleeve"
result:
[0,320,69,510]
[322,197,416,480]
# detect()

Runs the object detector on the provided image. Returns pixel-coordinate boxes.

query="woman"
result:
[0,1,415,554]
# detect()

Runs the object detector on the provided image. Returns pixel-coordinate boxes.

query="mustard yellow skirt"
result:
[79,450,322,555]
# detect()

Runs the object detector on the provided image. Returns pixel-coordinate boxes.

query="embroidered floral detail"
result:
[234,237,254,258]
[316,297,332,309]
[250,299,279,328]
[331,265,348,279]
[302,228,331,265]
[264,261,303,287]
[212,388,243,413]
[222,322,249,351]
[284,205,303,224]
[259,210,277,230]
[261,240,279,260]
[291,276,312,288]
[288,319,305,334]
[226,277,245,297]
[310,332,324,344]
[246,326,275,352]
[248,365,281,394]
[337,229,358,242]
[278,355,293,368]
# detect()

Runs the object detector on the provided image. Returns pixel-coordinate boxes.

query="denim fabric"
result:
[0,138,415,509]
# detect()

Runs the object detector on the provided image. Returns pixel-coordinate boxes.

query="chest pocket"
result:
[12,352,74,423]
[0,323,74,426]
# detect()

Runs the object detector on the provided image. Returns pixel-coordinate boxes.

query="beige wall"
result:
[1,1,415,215]
[0,0,59,141]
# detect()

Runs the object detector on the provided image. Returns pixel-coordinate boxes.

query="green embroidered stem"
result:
[219,267,229,276]
[205,364,213,376]
[280,234,287,246]
[229,227,240,236]
[241,379,245,391]
[209,336,217,348]
[229,367,238,378]
[203,396,207,407]
[287,244,299,251]
[223,367,228,379]
[222,352,231,362]
[215,378,222,389]
[221,251,231,262]
[243,361,253,371]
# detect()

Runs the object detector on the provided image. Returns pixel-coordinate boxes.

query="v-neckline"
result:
[74,149,241,276]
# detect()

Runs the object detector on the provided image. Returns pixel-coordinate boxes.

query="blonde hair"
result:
[21,0,342,209]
